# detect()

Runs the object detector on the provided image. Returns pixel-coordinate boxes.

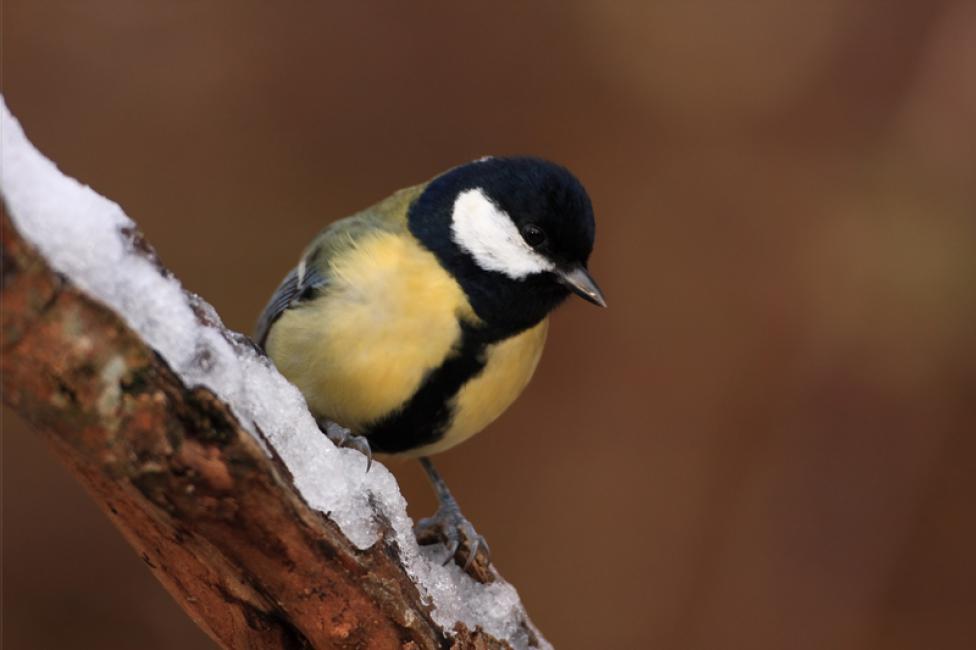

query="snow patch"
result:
[0,97,548,650]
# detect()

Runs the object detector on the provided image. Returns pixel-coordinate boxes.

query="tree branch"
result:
[0,101,545,649]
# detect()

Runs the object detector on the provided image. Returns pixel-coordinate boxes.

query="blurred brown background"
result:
[3,1,975,648]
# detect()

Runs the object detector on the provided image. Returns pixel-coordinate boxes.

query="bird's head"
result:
[409,157,605,337]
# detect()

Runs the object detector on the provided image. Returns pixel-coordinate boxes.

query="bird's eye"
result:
[522,224,546,248]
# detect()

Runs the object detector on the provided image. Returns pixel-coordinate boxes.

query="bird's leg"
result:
[317,419,372,472]
[414,457,490,570]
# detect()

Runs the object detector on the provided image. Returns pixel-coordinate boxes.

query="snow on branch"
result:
[0,98,547,650]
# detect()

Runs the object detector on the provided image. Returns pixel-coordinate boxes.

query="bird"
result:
[255,156,605,568]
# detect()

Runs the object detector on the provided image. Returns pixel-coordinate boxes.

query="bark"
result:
[0,210,523,649]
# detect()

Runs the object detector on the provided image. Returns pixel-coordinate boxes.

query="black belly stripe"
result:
[362,324,490,454]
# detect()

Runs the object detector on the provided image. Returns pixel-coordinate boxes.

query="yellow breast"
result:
[405,318,548,457]
[265,230,473,429]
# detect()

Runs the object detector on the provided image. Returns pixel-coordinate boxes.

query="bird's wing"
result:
[253,261,327,349]
[253,183,426,350]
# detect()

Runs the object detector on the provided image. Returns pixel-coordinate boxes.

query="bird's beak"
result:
[557,265,607,308]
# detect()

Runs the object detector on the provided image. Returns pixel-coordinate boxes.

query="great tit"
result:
[255,156,605,567]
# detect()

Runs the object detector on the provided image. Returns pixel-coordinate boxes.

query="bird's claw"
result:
[319,420,372,472]
[414,502,490,571]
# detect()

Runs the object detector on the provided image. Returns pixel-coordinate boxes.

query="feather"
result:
[254,262,327,349]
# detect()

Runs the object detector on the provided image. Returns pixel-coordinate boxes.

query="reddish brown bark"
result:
[0,211,524,649]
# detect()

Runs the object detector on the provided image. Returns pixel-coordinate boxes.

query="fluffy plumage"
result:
[256,156,603,565]
[257,157,601,457]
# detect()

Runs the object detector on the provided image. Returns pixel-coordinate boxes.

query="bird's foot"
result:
[318,419,372,472]
[414,499,490,572]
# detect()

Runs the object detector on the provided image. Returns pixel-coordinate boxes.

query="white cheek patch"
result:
[450,188,554,279]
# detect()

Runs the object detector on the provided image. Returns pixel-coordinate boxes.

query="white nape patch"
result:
[450,188,553,279]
